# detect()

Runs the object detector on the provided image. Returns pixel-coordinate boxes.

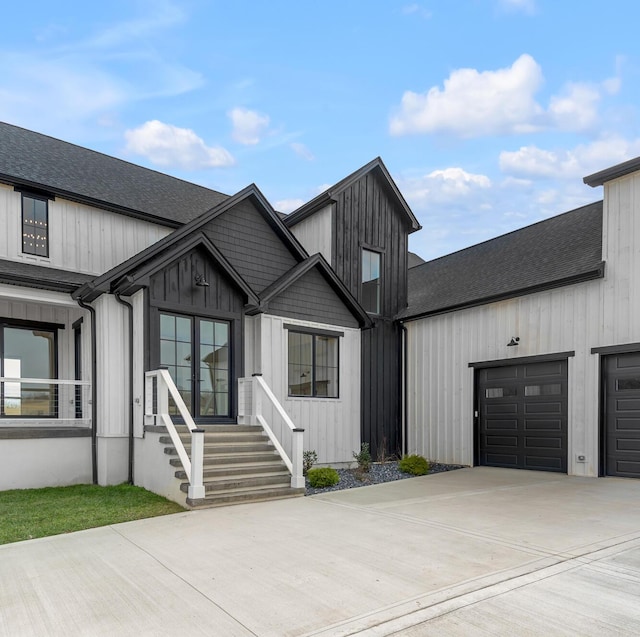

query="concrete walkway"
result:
[2,467,640,636]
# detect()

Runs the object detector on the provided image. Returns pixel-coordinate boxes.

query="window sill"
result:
[286,396,342,402]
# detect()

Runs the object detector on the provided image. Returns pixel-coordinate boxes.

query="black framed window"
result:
[1,322,58,417]
[362,248,381,314]
[288,330,339,398]
[22,194,49,257]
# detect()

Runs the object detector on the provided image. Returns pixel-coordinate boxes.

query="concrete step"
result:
[174,461,288,480]
[168,451,281,467]
[159,433,269,445]
[164,441,275,455]
[186,485,306,509]
[180,472,291,494]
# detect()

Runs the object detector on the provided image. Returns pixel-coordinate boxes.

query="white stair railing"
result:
[144,369,205,500]
[238,374,305,488]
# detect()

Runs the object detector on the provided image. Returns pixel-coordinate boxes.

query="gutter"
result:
[75,297,98,484]
[400,322,408,456]
[114,292,134,484]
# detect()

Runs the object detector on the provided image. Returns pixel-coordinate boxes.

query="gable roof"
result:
[254,253,372,327]
[0,121,228,226]
[283,157,421,232]
[584,155,640,187]
[400,201,604,321]
[74,184,309,302]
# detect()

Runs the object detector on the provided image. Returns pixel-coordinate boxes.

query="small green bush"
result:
[307,467,340,488]
[303,450,318,475]
[398,454,430,476]
[353,443,372,473]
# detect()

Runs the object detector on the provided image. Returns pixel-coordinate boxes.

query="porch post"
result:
[188,429,206,500]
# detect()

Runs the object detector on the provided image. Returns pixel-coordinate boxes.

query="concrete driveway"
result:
[2,467,640,636]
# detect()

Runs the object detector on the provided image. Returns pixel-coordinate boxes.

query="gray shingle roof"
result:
[0,259,94,293]
[401,201,604,320]
[0,122,228,226]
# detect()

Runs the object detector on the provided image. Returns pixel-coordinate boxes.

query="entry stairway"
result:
[159,424,306,508]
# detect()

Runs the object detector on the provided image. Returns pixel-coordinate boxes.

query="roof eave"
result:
[584,156,640,187]
[400,263,605,322]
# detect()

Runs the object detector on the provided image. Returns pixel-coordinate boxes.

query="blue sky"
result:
[1,0,639,260]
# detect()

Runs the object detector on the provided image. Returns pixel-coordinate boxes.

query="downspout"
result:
[114,292,134,484]
[400,322,408,457]
[76,298,98,485]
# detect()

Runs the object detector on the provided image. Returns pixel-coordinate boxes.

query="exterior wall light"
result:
[507,337,520,347]
[194,273,209,287]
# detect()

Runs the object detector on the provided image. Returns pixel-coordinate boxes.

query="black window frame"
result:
[361,247,382,315]
[21,192,50,258]
[286,325,341,399]
[0,318,61,419]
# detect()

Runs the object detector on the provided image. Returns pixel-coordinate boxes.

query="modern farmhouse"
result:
[0,120,639,506]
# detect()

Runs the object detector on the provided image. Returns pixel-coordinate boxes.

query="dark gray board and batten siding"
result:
[331,172,412,458]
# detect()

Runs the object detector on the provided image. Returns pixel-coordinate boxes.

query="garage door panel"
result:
[478,360,567,473]
[486,403,519,415]
[605,353,640,478]
[525,456,563,471]
[524,418,562,431]
[485,419,518,430]
[485,367,519,380]
[524,402,562,414]
[486,453,519,467]
[524,361,564,378]
[525,436,564,449]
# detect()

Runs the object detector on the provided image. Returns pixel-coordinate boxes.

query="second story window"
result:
[362,248,381,314]
[22,194,49,257]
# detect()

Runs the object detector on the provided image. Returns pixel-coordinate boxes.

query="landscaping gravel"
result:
[305,461,465,495]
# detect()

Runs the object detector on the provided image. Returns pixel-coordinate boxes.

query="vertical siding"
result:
[289,203,333,262]
[258,314,361,465]
[95,294,129,437]
[132,290,145,438]
[0,185,171,275]
[406,279,603,476]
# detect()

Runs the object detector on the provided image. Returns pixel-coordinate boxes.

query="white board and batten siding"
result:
[406,168,640,478]
[0,183,171,275]
[253,313,360,466]
[288,203,333,263]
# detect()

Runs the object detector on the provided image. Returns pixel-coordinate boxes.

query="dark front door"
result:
[604,353,640,478]
[477,360,568,472]
[159,313,231,421]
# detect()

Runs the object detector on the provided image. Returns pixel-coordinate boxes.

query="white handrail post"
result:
[252,373,262,426]
[188,429,206,500]
[157,369,169,418]
[291,428,305,488]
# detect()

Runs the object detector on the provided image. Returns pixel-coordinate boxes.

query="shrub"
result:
[398,454,430,476]
[353,443,372,473]
[303,450,318,475]
[307,467,340,488]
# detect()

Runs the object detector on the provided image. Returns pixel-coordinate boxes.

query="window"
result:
[362,248,381,314]
[22,194,49,257]
[1,322,57,417]
[288,330,339,398]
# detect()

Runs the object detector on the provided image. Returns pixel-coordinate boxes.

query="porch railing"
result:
[238,374,305,489]
[0,377,91,424]
[144,369,205,500]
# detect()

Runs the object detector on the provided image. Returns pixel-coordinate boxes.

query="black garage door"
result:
[604,353,640,478]
[477,360,568,472]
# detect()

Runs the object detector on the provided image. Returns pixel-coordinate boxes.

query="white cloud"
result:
[401,4,432,18]
[500,137,640,180]
[390,54,620,138]
[290,142,314,161]
[399,167,492,205]
[124,120,234,169]
[275,198,306,213]
[548,82,601,132]
[228,107,270,145]
[390,54,544,137]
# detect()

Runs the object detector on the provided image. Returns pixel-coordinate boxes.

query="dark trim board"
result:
[283,323,344,338]
[591,342,640,355]
[469,351,575,369]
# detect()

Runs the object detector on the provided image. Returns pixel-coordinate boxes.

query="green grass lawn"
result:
[0,483,185,545]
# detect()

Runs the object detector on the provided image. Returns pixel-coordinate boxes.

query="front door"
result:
[159,313,231,421]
